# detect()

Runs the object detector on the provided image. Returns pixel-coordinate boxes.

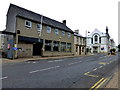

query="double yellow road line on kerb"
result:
[89,78,107,90]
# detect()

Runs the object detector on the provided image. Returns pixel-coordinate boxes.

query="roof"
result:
[74,32,84,38]
[8,4,73,33]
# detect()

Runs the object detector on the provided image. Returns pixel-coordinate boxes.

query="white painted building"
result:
[86,27,115,53]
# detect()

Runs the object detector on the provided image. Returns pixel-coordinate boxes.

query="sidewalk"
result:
[2,54,92,64]
[105,69,119,89]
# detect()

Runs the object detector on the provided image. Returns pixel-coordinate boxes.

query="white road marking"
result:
[68,61,82,65]
[99,66,103,68]
[32,62,36,63]
[48,60,63,62]
[0,76,8,80]
[93,68,97,71]
[29,66,60,73]
[99,57,103,59]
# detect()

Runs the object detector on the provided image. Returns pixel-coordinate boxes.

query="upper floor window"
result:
[94,35,98,41]
[25,20,32,28]
[99,37,101,43]
[68,32,71,38]
[54,29,59,35]
[91,38,93,44]
[62,31,65,36]
[37,24,42,31]
[46,26,51,33]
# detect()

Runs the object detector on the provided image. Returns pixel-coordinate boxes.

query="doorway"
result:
[33,43,42,56]
[93,46,98,53]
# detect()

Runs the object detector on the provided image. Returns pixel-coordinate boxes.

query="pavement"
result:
[2,54,93,64]
[105,70,119,88]
[1,53,119,88]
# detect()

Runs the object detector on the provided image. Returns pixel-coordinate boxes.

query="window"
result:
[47,26,51,33]
[67,43,72,52]
[53,41,59,51]
[76,47,78,52]
[45,40,52,51]
[62,31,65,36]
[54,29,59,35]
[91,38,93,44]
[61,42,66,52]
[37,24,42,31]
[94,35,98,41]
[76,37,79,43]
[25,20,32,28]
[99,37,101,43]
[68,32,71,38]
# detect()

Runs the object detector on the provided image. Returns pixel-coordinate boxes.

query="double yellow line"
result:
[89,78,107,90]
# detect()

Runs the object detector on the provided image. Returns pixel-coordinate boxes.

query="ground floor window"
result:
[45,40,52,51]
[67,43,72,52]
[61,42,66,52]
[82,47,84,52]
[53,41,59,51]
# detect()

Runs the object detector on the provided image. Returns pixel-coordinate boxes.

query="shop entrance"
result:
[33,43,43,56]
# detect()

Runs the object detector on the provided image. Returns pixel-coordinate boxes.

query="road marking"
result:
[99,66,103,68]
[87,74,99,78]
[84,72,90,75]
[99,57,103,59]
[29,66,60,73]
[89,78,104,90]
[99,62,107,65]
[84,72,99,78]
[48,60,63,62]
[32,62,36,63]
[95,78,107,89]
[68,61,82,65]
[0,76,8,80]
[93,68,97,71]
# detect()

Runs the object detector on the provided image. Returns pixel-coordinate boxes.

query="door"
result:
[33,43,42,56]
[93,46,98,53]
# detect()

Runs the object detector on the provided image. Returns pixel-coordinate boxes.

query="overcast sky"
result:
[0,0,119,45]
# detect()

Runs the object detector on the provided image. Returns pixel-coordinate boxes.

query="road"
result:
[2,53,118,88]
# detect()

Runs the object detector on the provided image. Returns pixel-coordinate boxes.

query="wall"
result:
[17,43,33,58]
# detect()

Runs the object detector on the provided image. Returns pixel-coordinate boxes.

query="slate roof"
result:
[9,4,73,33]
[74,32,84,38]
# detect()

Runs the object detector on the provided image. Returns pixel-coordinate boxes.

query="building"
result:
[86,27,115,53]
[0,34,5,50]
[4,4,74,59]
[74,30,86,55]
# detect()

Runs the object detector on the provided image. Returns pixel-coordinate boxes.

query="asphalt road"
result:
[2,53,118,88]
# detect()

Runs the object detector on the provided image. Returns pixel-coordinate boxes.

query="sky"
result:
[0,0,119,45]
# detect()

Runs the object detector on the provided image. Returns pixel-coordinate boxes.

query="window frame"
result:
[53,41,59,51]
[45,40,52,51]
[46,26,51,33]
[37,24,42,31]
[68,32,71,38]
[54,29,59,35]
[62,31,65,36]
[25,20,32,28]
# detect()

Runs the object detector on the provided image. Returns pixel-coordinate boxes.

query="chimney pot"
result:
[62,20,66,25]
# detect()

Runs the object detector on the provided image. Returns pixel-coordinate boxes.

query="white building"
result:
[86,27,115,53]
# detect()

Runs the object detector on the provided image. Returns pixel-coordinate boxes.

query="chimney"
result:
[75,29,79,34]
[62,20,66,25]
[106,26,108,34]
